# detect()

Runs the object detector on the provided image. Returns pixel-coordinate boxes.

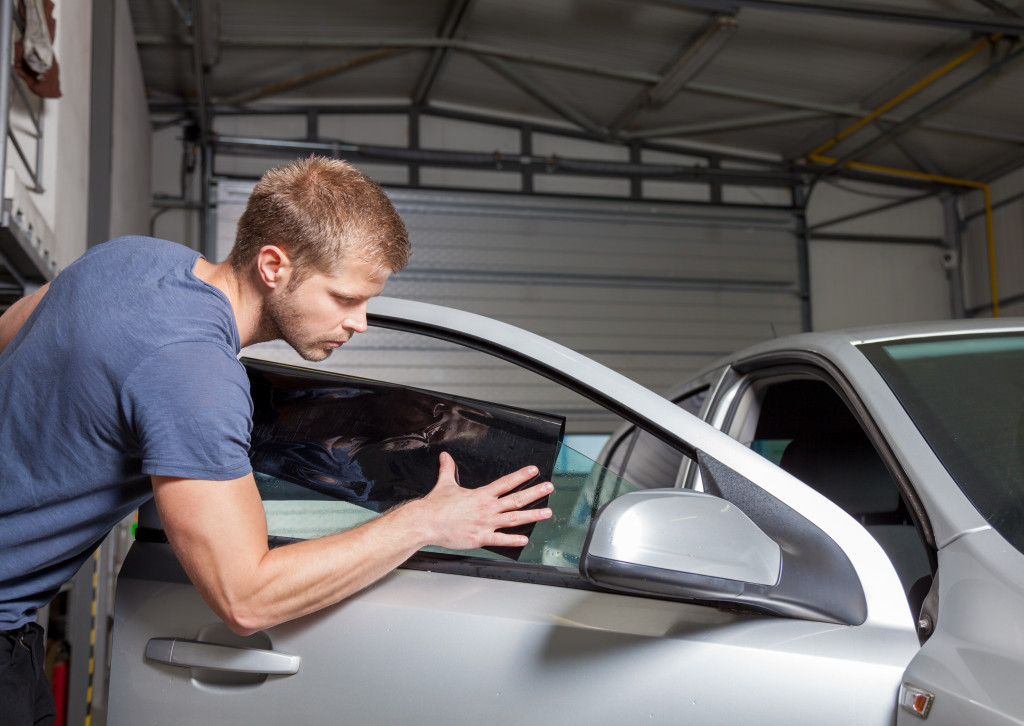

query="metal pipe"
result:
[190,0,211,257]
[800,33,1019,317]
[809,35,999,159]
[825,43,1024,171]
[412,0,474,105]
[647,0,1024,35]
[963,187,1024,222]
[981,185,1000,317]
[630,110,822,139]
[685,80,1024,147]
[793,184,812,331]
[219,48,406,106]
[211,134,800,186]
[808,192,934,231]
[810,232,944,246]
[812,155,1003,316]
[0,0,13,209]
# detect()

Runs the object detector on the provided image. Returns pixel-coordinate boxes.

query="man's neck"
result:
[192,257,264,348]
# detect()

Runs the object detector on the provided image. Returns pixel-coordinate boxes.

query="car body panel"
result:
[109,543,916,726]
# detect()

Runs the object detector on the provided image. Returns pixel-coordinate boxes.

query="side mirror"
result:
[579,452,867,625]
[581,489,781,596]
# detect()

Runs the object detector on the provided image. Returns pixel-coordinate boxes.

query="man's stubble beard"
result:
[259,288,334,363]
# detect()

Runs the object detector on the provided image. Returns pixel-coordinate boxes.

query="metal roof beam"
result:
[683,80,1024,148]
[825,43,1024,173]
[474,55,608,138]
[137,34,662,85]
[968,0,1020,18]
[647,0,1024,35]
[629,109,823,139]
[412,0,474,105]
[138,33,1023,148]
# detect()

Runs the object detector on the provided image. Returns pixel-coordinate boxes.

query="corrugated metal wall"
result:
[218,182,802,432]
[961,167,1024,318]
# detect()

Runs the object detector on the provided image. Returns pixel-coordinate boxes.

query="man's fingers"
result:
[437,451,458,484]
[498,505,552,528]
[485,464,541,496]
[499,480,553,511]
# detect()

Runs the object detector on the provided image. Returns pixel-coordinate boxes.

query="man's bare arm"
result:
[0,283,49,354]
[152,452,553,635]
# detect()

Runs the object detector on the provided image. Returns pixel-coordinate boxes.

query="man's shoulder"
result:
[78,236,197,266]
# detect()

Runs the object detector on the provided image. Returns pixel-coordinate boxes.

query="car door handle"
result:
[145,637,301,675]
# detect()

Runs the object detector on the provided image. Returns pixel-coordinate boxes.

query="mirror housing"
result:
[579,452,867,625]
[581,489,781,595]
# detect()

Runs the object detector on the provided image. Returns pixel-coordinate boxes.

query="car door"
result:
[107,298,920,725]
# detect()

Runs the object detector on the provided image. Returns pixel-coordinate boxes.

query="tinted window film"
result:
[247,359,563,559]
[860,333,1024,555]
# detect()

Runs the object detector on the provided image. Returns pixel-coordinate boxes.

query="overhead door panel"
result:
[217,182,801,432]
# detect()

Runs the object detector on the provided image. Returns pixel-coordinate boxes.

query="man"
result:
[0,157,553,724]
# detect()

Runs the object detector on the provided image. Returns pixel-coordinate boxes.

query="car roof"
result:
[671,316,1024,397]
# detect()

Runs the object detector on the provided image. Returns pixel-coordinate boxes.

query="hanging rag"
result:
[14,0,61,99]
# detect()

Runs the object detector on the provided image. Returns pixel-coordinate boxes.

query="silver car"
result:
[107,299,1024,725]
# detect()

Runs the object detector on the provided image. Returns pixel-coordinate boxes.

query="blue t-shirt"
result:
[0,236,253,628]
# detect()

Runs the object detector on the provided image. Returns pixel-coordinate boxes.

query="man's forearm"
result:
[216,502,432,635]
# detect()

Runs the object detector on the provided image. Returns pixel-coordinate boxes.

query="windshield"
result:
[860,332,1024,553]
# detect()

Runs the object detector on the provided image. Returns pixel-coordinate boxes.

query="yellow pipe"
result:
[810,35,1001,158]
[809,152,1001,316]
[806,35,1004,316]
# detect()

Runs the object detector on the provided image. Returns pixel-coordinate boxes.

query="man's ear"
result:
[255,245,293,289]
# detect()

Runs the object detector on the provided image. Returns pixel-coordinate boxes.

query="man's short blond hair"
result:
[229,156,410,282]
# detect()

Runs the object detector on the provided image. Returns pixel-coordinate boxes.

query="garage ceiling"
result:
[129,0,1024,184]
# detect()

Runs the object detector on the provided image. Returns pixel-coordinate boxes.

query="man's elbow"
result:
[218,603,274,637]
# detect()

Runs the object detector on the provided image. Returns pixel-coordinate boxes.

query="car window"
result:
[243,329,667,572]
[724,374,931,603]
[604,386,708,489]
[256,440,637,569]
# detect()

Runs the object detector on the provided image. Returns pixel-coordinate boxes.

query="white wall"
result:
[960,167,1024,318]
[108,0,151,239]
[3,0,150,273]
[805,180,952,331]
[5,0,93,272]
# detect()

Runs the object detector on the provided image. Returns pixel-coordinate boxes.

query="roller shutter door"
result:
[216,182,802,432]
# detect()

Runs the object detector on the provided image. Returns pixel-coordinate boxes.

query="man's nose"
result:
[343,302,368,333]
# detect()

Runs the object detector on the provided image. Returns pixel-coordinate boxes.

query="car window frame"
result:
[710,354,937,561]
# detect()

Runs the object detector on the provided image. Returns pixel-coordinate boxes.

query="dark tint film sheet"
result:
[244,358,565,559]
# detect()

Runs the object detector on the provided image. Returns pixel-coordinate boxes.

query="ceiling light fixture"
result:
[648,15,739,106]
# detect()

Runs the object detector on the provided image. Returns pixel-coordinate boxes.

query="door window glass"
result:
[244,328,664,573]
[727,376,930,601]
[609,386,709,489]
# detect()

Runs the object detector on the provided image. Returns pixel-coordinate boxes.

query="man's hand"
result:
[403,452,554,551]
